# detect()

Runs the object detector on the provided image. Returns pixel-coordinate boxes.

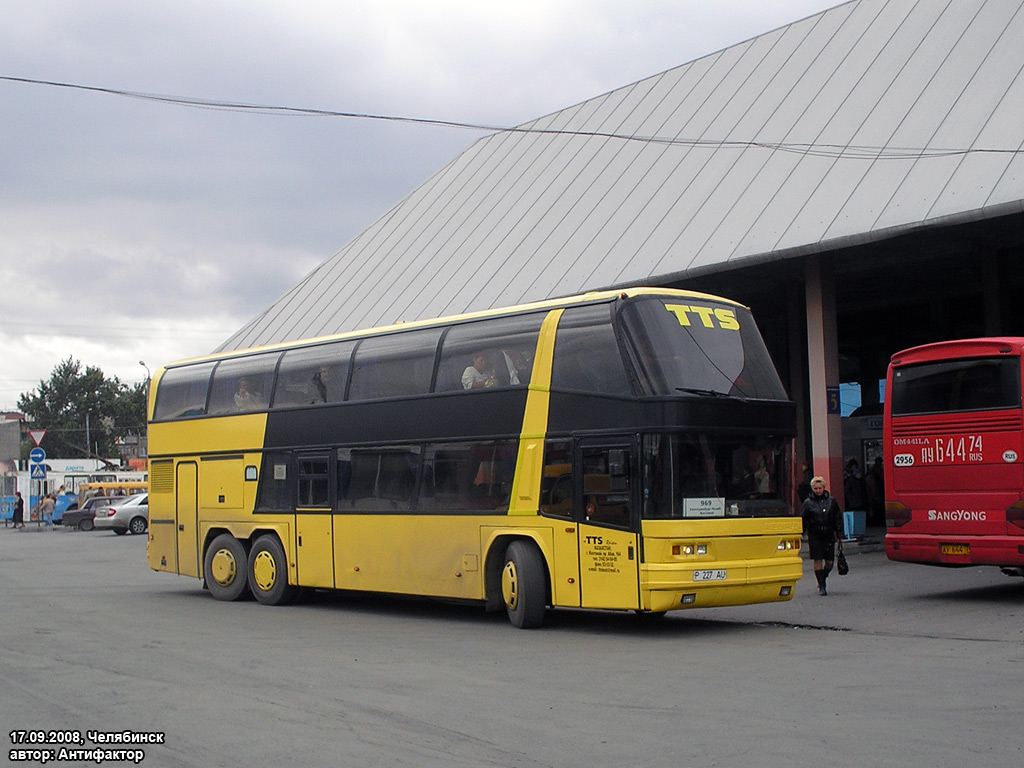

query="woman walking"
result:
[802,476,844,595]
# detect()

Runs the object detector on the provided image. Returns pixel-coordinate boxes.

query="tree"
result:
[16,358,147,462]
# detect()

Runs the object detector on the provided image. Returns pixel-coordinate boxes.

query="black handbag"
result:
[836,541,849,576]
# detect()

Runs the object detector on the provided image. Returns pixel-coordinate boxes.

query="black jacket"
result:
[802,491,842,541]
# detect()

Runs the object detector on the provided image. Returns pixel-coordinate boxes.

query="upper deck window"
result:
[208,352,280,416]
[153,362,216,420]
[619,297,787,400]
[891,357,1021,416]
[550,305,633,395]
[436,313,545,392]
[273,341,355,408]
[348,328,443,401]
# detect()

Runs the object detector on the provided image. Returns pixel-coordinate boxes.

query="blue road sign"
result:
[29,447,46,463]
[30,463,47,480]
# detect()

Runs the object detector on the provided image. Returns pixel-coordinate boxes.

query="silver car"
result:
[93,493,149,535]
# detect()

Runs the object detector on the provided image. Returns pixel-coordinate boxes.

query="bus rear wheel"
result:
[205,534,250,601]
[501,540,547,629]
[248,536,298,606]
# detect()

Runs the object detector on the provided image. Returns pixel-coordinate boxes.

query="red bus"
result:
[884,337,1024,576]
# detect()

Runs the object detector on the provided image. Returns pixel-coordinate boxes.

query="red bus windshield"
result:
[884,340,1024,574]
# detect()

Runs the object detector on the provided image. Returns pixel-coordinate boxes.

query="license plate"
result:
[693,569,727,582]
[940,544,970,556]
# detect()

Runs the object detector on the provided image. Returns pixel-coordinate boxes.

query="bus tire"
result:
[204,534,250,602]
[248,535,297,606]
[501,540,547,629]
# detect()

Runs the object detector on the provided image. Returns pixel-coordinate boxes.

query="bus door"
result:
[575,439,641,610]
[176,462,199,578]
[294,453,335,588]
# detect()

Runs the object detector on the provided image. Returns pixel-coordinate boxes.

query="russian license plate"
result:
[940,544,970,556]
[693,569,727,582]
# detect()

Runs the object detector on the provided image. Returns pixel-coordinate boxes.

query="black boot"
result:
[814,569,827,596]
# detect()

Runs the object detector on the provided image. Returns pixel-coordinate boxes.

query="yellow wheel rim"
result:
[209,548,237,587]
[252,550,277,592]
[501,560,518,610]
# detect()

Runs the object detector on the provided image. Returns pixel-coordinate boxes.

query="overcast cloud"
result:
[1,0,837,409]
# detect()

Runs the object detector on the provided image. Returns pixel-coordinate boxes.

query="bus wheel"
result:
[204,534,249,602]
[501,540,547,629]
[248,536,297,606]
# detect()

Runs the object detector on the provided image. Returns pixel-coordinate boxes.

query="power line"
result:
[3,75,1020,161]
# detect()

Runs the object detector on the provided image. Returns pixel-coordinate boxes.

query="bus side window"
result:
[435,313,545,392]
[337,447,421,511]
[153,362,216,420]
[297,455,331,507]
[256,453,293,512]
[207,353,279,416]
[273,341,354,408]
[349,329,442,401]
[539,440,572,518]
[418,441,517,512]
[551,306,632,395]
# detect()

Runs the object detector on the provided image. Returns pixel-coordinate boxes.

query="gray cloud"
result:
[0,0,837,407]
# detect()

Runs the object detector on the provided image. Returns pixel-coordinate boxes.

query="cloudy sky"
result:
[0,0,838,410]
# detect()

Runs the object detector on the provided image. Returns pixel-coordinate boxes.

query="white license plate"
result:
[693,569,727,582]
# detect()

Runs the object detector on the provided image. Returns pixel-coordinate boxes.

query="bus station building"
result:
[217,0,1024,509]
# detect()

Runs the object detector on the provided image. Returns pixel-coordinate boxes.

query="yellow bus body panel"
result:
[638,517,804,612]
[509,309,562,516]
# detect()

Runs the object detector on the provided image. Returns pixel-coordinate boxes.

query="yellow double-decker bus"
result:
[147,288,802,627]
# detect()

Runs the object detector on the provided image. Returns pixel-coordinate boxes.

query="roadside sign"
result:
[29,429,47,447]
[30,464,47,480]
[29,447,46,463]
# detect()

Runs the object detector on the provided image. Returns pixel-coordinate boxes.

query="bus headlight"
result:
[777,538,801,550]
[672,544,708,556]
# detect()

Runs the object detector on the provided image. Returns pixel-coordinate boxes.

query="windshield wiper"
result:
[675,387,727,397]
[675,386,750,401]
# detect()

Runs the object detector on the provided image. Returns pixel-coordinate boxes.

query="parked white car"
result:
[93,493,149,535]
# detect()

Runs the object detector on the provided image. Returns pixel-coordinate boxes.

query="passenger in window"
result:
[497,348,531,386]
[462,353,497,389]
[234,378,260,410]
[311,365,333,403]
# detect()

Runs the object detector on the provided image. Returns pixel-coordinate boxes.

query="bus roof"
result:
[157,286,747,372]
[890,337,1024,366]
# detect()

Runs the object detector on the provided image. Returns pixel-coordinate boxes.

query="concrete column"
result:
[804,255,845,507]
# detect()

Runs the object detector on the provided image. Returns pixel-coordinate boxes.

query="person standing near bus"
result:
[40,493,56,528]
[12,491,25,528]
[802,476,843,596]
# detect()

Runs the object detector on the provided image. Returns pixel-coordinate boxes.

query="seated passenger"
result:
[497,348,531,386]
[462,354,497,389]
[311,365,332,403]
[233,378,260,411]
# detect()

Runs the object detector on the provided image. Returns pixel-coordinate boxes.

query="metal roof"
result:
[219,0,1024,352]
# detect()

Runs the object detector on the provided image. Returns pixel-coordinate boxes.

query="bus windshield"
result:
[642,433,792,519]
[890,357,1021,415]
[619,297,787,400]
